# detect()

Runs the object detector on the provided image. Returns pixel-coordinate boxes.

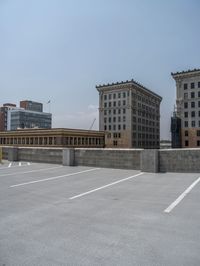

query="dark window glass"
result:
[191,102,195,108]
[191,82,195,89]
[184,102,188,108]
[184,83,188,90]
[191,92,195,98]
[184,93,188,99]
[197,130,200,136]
[198,91,200,97]
[198,82,200,88]
[192,121,195,127]
[191,111,195,117]
[185,121,188,127]
[197,140,200,146]
[184,112,188,118]
[185,140,189,146]
[185,130,188,136]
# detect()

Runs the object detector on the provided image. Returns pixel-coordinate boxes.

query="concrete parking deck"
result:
[0,162,200,265]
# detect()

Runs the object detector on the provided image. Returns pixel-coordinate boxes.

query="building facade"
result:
[0,128,105,148]
[0,101,51,131]
[97,79,162,148]
[171,69,200,148]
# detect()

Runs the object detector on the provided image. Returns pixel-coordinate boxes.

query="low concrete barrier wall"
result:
[74,148,142,169]
[2,147,63,164]
[159,149,200,173]
[2,146,200,173]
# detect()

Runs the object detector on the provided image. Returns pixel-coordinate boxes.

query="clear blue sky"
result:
[1,0,200,139]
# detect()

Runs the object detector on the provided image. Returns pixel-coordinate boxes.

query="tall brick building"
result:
[97,79,162,148]
[171,68,200,148]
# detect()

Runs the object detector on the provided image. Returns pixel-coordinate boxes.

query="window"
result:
[191,111,195,117]
[113,117,116,122]
[184,83,188,90]
[109,102,111,107]
[104,102,107,108]
[191,82,195,89]
[123,92,126,98]
[198,91,200,97]
[113,109,116,115]
[118,93,121,98]
[199,111,200,117]
[191,92,195,98]
[123,124,126,130]
[113,101,116,107]
[104,118,107,123]
[109,125,111,130]
[109,94,112,100]
[185,140,189,146]
[191,102,195,108]
[198,82,200,88]
[184,93,188,99]
[113,93,116,99]
[123,100,126,106]
[184,112,188,118]
[113,140,118,146]
[197,141,200,146]
[109,110,111,115]
[118,101,121,106]
[118,109,121,114]
[104,110,107,115]
[198,101,200,107]
[123,108,126,114]
[185,130,188,136]
[185,121,188,127]
[118,124,121,130]
[109,117,111,123]
[123,116,126,122]
[104,95,107,100]
[113,125,116,130]
[197,130,200,136]
[184,102,188,108]
[192,121,195,127]
[118,116,121,122]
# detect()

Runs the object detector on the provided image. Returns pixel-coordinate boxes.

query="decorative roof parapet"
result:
[171,68,200,77]
[96,79,162,100]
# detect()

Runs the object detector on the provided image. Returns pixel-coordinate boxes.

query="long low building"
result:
[0,128,105,148]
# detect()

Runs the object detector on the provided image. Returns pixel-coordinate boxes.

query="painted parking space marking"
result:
[10,168,100,188]
[69,172,144,200]
[8,162,12,168]
[164,176,200,213]
[0,165,63,177]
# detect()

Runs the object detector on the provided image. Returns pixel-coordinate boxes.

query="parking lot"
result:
[0,161,200,266]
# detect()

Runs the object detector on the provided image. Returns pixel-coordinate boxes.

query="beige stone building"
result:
[172,68,200,148]
[96,79,162,148]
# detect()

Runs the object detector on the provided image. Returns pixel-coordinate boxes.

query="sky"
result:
[1,0,200,139]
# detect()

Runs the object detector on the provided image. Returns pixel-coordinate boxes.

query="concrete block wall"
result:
[2,146,200,173]
[159,148,200,172]
[74,148,142,169]
[2,147,63,164]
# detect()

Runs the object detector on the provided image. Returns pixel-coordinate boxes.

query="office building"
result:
[0,101,52,131]
[171,68,200,148]
[20,100,43,112]
[96,79,162,148]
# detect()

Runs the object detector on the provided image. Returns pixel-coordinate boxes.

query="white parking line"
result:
[10,168,100,188]
[69,172,144,200]
[0,163,32,170]
[164,176,200,213]
[19,162,22,166]
[8,163,12,168]
[0,165,63,177]
[27,162,31,165]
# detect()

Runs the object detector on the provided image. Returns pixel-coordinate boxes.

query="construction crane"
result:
[89,118,96,130]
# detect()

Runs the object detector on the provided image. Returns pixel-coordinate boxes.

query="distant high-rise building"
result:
[0,101,51,131]
[171,68,200,148]
[96,79,162,148]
